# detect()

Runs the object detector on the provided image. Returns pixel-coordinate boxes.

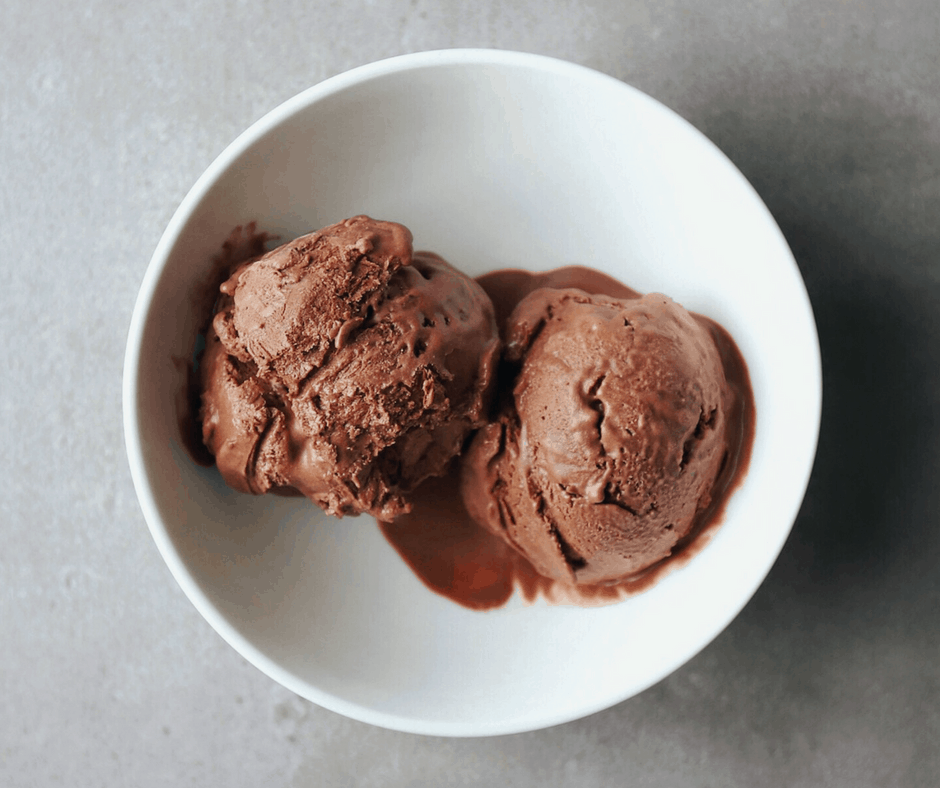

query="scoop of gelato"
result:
[200,215,500,520]
[460,287,733,585]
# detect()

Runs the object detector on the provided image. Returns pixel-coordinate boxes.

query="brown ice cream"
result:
[460,286,737,586]
[199,215,500,520]
[193,216,753,606]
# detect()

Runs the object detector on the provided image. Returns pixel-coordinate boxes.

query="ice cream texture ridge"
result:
[195,216,754,604]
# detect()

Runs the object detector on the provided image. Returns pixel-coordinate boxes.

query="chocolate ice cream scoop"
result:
[200,216,500,520]
[460,287,735,585]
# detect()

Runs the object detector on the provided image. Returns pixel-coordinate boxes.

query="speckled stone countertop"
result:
[2,1,938,785]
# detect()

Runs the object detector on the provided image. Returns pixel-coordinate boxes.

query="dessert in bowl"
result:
[123,49,821,736]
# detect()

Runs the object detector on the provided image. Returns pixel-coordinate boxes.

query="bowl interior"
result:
[125,50,820,736]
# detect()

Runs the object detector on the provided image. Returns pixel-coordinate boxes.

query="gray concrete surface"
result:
[2,0,938,785]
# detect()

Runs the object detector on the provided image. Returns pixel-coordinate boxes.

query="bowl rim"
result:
[123,48,822,737]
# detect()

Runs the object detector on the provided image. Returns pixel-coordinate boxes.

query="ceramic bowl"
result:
[123,49,821,736]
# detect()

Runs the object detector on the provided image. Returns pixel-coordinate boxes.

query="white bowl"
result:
[123,50,821,736]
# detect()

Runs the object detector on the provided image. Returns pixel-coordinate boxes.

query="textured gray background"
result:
[2,0,938,785]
